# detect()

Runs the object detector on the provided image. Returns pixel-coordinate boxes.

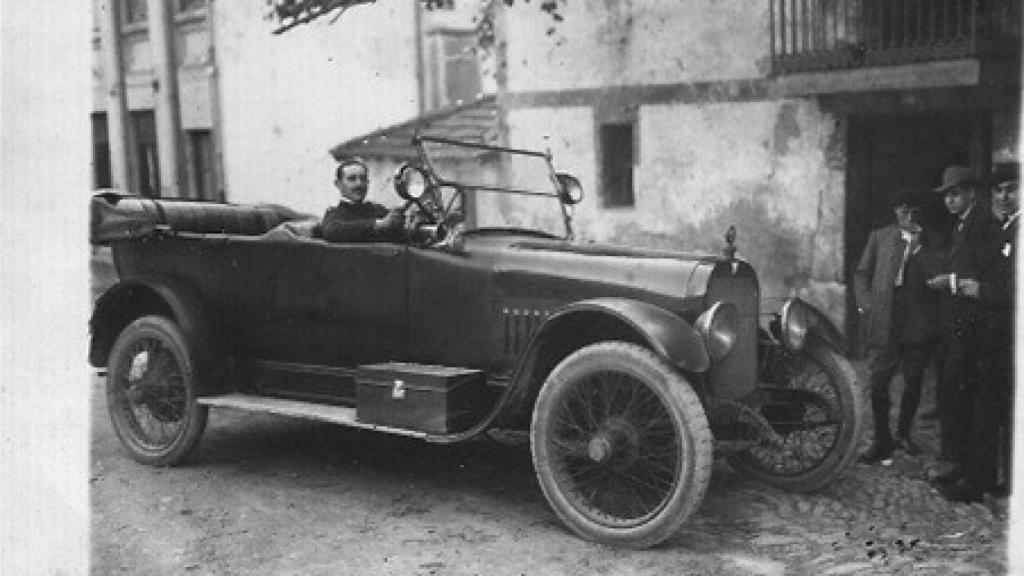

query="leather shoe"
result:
[991,482,1011,499]
[894,434,922,456]
[930,465,963,487]
[941,479,984,503]
[859,442,894,465]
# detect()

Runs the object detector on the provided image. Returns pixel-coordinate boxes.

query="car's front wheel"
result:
[530,342,712,549]
[728,339,863,492]
[106,315,208,465]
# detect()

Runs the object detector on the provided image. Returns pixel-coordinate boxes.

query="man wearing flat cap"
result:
[855,189,943,464]
[926,165,999,492]
[940,161,1018,502]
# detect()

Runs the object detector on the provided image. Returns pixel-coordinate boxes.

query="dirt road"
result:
[90,373,1007,576]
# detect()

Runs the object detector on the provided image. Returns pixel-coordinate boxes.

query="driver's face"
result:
[336,164,369,203]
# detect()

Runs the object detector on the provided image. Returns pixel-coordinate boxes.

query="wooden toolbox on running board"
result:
[355,363,485,434]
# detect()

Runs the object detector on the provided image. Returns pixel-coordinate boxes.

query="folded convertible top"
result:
[89,191,308,244]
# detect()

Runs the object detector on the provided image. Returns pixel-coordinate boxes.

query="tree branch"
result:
[267,0,377,35]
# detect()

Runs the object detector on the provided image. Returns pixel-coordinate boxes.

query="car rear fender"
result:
[89,276,219,378]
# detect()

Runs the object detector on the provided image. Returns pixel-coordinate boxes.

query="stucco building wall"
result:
[504,0,769,92]
[214,2,419,215]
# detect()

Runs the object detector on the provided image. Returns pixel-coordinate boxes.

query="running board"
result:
[198,394,428,439]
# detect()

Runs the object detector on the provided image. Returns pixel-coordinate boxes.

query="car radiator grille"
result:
[703,267,759,400]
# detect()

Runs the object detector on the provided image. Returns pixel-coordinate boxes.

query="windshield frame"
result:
[413,135,574,240]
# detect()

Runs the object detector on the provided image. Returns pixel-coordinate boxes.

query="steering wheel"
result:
[393,164,456,245]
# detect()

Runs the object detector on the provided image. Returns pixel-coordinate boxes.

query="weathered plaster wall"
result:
[507,99,848,326]
[503,0,769,93]
[215,2,419,215]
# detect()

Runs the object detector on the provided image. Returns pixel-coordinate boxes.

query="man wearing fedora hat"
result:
[926,164,998,490]
[939,161,1018,502]
[855,189,943,464]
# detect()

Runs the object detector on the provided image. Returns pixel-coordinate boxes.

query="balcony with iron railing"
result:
[770,0,1021,75]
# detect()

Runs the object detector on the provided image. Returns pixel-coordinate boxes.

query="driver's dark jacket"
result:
[316,200,392,242]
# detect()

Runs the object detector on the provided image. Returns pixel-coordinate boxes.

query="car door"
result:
[273,240,409,367]
[407,245,495,370]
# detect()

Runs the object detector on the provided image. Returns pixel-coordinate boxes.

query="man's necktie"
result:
[895,240,912,287]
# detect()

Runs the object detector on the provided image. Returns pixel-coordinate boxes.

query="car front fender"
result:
[89,276,218,373]
[806,303,848,355]
[533,297,710,373]
[458,297,710,439]
[778,297,848,355]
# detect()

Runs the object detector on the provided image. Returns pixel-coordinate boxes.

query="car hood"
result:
[462,236,742,310]
[511,238,723,263]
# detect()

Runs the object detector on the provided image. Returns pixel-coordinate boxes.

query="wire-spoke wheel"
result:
[106,315,208,465]
[728,340,863,492]
[531,342,712,549]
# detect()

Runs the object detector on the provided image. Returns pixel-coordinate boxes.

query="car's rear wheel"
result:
[106,315,208,465]
[728,340,863,492]
[530,342,712,549]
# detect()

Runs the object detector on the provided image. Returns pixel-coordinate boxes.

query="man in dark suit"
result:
[317,158,404,242]
[855,190,943,463]
[941,161,1018,502]
[926,165,998,487]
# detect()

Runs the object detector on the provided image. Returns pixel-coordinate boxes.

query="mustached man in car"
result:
[317,158,405,242]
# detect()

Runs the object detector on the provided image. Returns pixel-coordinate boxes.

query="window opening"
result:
[599,123,635,208]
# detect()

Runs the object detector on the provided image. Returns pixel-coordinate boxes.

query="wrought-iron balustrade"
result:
[770,0,1021,74]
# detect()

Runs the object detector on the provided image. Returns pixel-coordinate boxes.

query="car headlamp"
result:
[779,298,810,352]
[394,163,429,200]
[695,301,739,362]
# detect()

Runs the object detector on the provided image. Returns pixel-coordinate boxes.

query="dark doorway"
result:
[844,112,986,353]
[131,111,160,198]
[91,112,112,189]
[187,129,218,201]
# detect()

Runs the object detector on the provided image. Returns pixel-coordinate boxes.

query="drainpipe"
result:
[492,0,509,146]
[147,0,185,198]
[206,0,227,201]
[101,0,132,191]
[414,1,425,115]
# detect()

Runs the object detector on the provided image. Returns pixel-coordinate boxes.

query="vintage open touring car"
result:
[90,136,863,549]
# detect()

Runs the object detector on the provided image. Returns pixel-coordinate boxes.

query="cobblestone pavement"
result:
[587,357,1009,574]
[697,361,1009,575]
[91,370,1010,576]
